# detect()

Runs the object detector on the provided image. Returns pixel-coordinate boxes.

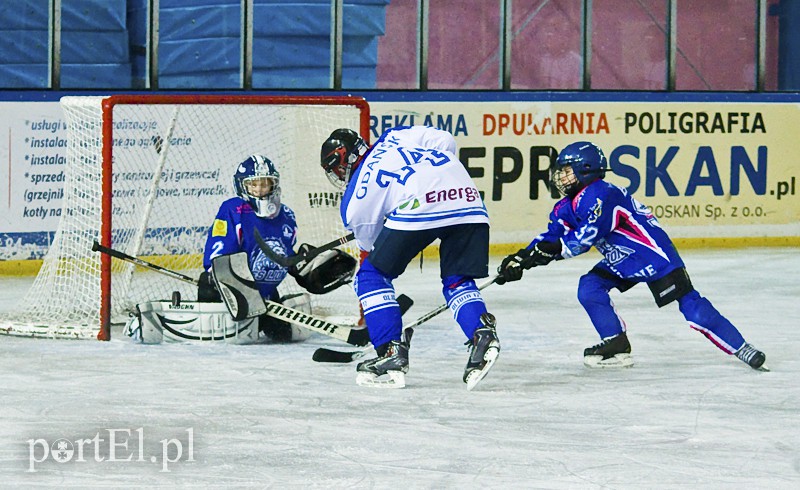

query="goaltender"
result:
[126,154,356,344]
[197,154,357,342]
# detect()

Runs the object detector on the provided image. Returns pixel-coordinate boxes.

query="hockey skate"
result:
[356,339,409,389]
[583,332,633,368]
[463,313,500,391]
[735,343,769,371]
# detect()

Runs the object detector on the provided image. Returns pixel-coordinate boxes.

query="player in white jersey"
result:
[320,126,499,390]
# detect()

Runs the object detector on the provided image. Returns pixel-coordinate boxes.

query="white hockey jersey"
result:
[340,126,489,251]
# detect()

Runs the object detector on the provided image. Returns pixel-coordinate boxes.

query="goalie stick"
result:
[311,275,499,363]
[91,240,409,346]
[254,229,355,269]
[92,240,199,286]
[93,240,265,320]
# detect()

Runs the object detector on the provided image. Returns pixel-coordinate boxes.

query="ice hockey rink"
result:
[0,247,798,488]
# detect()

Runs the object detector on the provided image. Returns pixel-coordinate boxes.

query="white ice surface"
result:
[0,248,798,488]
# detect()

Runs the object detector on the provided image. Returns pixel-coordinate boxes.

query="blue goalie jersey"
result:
[535,180,684,282]
[202,197,298,299]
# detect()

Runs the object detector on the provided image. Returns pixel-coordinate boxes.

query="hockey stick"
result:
[93,240,264,321]
[254,229,355,269]
[92,240,198,285]
[91,240,408,346]
[312,275,499,363]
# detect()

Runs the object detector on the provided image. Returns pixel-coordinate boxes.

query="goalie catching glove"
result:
[290,243,357,294]
[496,241,561,285]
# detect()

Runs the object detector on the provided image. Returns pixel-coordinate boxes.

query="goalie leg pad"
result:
[128,301,260,344]
[212,252,266,320]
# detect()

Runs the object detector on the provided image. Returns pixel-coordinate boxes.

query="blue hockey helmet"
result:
[233,155,281,218]
[551,141,608,197]
[320,128,368,189]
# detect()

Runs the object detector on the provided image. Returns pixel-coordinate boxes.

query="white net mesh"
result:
[0,96,366,339]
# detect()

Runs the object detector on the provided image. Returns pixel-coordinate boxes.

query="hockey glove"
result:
[496,248,531,285]
[290,246,357,294]
[495,242,561,285]
[528,241,560,267]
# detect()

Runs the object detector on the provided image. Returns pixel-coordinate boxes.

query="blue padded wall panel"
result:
[158,39,240,76]
[0,0,48,29]
[0,31,48,64]
[253,66,376,89]
[61,31,130,63]
[162,0,239,6]
[61,63,132,88]
[0,30,129,64]
[254,2,388,37]
[159,71,240,89]
[253,36,378,68]
[61,0,126,31]
[0,64,48,88]
[159,5,241,40]
[0,30,128,64]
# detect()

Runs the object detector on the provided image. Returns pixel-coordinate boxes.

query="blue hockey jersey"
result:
[534,180,684,282]
[202,197,298,299]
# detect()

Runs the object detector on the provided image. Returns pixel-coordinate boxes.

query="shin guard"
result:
[442,275,488,338]
[355,259,403,348]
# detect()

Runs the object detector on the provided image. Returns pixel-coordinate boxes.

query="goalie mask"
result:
[234,155,282,218]
[320,128,368,190]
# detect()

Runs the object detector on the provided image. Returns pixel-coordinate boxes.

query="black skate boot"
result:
[583,332,633,368]
[356,338,409,388]
[463,313,500,391]
[735,343,768,371]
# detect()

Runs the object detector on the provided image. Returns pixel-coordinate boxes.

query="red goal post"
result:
[0,95,370,340]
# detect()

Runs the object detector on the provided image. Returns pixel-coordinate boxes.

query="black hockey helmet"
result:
[320,128,368,189]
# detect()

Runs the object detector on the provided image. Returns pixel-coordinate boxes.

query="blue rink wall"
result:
[0,0,389,89]
[0,90,799,275]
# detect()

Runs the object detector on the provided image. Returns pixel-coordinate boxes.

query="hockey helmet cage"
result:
[234,155,282,218]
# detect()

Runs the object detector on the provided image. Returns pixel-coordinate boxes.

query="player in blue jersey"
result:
[496,141,767,371]
[320,126,499,389]
[200,154,355,342]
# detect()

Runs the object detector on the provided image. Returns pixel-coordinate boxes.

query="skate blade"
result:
[355,370,406,389]
[466,346,500,391]
[754,364,770,372]
[584,353,634,369]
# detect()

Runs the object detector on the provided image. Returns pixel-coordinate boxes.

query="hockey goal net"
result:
[0,95,369,340]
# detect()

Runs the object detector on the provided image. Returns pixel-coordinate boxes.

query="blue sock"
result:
[355,258,402,349]
[442,275,488,339]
